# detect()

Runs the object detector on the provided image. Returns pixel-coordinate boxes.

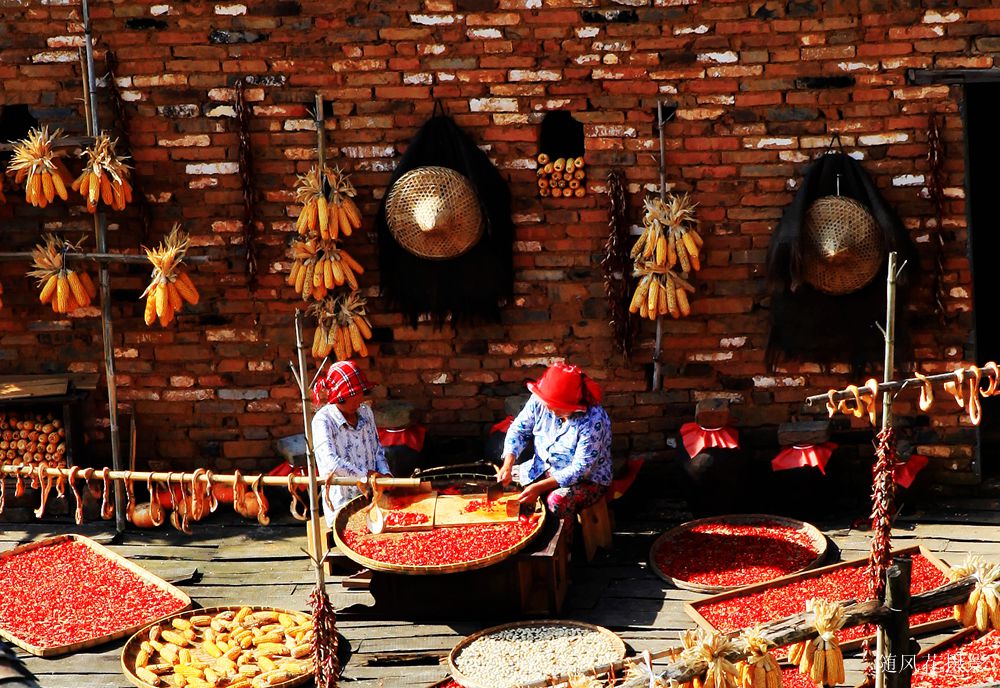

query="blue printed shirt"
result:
[502,395,613,488]
[312,402,389,525]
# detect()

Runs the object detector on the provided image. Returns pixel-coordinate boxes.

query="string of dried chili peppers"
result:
[234,80,259,288]
[926,113,948,325]
[310,586,339,688]
[602,167,636,362]
[863,426,898,678]
[0,540,187,648]
[652,520,820,588]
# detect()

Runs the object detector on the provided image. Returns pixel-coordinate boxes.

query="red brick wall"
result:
[0,1,987,490]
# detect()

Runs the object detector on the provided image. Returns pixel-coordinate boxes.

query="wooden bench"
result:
[577,497,613,562]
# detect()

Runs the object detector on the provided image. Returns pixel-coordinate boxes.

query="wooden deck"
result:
[2,503,997,687]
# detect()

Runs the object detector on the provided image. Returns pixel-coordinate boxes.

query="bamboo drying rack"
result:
[0,0,223,532]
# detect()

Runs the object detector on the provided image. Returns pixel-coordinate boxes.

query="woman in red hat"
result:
[312,360,391,526]
[497,362,612,518]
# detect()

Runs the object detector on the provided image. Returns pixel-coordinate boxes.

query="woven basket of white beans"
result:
[448,620,626,688]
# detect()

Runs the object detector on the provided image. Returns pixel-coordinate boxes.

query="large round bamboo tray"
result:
[121,605,314,688]
[332,474,545,575]
[447,620,626,688]
[649,513,828,593]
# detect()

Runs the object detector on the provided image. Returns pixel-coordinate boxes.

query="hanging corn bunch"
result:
[629,266,695,321]
[28,235,98,314]
[140,224,200,327]
[288,239,366,301]
[736,627,781,688]
[72,133,132,213]
[325,165,363,237]
[308,292,373,360]
[788,599,846,687]
[632,193,703,272]
[629,192,702,321]
[6,126,73,209]
[949,555,1000,631]
[682,630,740,688]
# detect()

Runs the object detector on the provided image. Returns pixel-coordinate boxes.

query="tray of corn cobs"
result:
[120,605,314,688]
[447,620,626,688]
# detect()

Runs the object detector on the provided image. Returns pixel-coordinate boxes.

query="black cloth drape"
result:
[765,152,917,371]
[376,115,513,328]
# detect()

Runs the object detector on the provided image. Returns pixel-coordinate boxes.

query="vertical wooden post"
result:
[651,101,667,391]
[82,0,126,533]
[874,251,901,688]
[882,558,916,688]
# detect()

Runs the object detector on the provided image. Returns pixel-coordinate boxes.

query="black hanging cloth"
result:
[376,113,513,328]
[765,151,917,372]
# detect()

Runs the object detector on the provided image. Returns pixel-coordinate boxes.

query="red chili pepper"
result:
[0,540,187,648]
[384,511,430,527]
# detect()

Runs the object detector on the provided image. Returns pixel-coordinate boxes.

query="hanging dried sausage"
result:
[250,474,269,526]
[914,371,934,412]
[288,473,308,521]
[67,465,84,525]
[100,467,114,520]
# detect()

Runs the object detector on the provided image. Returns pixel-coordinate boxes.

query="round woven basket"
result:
[448,620,626,688]
[801,195,884,295]
[648,513,828,593]
[121,605,315,688]
[332,474,545,575]
[385,166,483,260]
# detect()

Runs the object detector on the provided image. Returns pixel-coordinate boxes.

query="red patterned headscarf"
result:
[312,360,374,405]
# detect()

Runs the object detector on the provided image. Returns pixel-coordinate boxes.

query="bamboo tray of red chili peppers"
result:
[333,485,546,575]
[686,545,955,652]
[649,514,829,593]
[0,534,191,657]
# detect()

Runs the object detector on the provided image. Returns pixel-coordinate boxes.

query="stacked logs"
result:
[0,413,67,470]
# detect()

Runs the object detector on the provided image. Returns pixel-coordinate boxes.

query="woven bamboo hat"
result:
[801,195,884,295]
[385,166,483,260]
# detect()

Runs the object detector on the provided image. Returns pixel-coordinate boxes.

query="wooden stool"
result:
[577,498,613,562]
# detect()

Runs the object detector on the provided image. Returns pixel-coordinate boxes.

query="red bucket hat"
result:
[313,360,374,405]
[526,362,602,413]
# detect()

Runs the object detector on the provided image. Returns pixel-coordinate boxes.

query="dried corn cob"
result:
[6,127,73,209]
[72,133,132,213]
[28,235,96,314]
[140,224,199,327]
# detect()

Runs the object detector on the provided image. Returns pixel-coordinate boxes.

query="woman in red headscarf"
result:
[311,360,391,526]
[497,362,612,518]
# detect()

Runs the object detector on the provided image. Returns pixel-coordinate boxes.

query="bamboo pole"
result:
[875,251,901,688]
[81,0,126,534]
[527,576,976,688]
[0,252,212,264]
[804,364,998,406]
[651,100,667,391]
[292,310,326,596]
[0,463,421,489]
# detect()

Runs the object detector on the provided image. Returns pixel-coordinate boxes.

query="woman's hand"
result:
[517,476,557,504]
[495,454,515,486]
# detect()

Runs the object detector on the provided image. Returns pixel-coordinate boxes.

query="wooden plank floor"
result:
[1,504,992,687]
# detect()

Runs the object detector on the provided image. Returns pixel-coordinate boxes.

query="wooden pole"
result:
[883,558,917,688]
[804,365,997,406]
[651,101,667,391]
[0,252,212,264]
[584,577,975,688]
[0,463,421,489]
[81,0,126,534]
[315,93,325,170]
[293,310,326,594]
[875,251,901,688]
